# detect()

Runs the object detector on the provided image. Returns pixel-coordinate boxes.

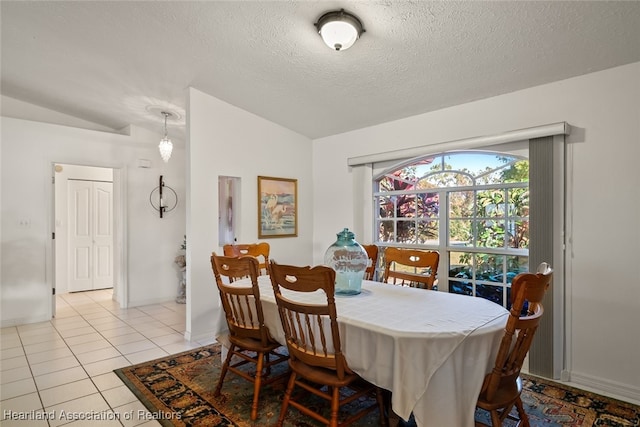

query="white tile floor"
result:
[1,289,216,426]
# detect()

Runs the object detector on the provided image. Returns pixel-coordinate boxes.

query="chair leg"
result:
[514,397,530,427]
[489,409,502,427]
[499,403,515,422]
[382,390,400,427]
[265,351,272,375]
[214,345,235,396]
[277,371,296,427]
[250,351,265,421]
[375,388,388,427]
[329,386,340,427]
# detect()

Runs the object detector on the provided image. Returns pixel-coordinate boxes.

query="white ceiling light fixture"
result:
[158,111,173,163]
[315,9,364,51]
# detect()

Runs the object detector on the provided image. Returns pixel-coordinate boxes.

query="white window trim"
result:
[348,122,570,166]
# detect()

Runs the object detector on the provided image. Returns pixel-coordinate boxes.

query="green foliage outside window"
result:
[374,152,529,307]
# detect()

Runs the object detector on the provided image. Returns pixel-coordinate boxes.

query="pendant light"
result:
[158,111,173,163]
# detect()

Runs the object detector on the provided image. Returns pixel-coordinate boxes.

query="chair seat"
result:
[289,358,360,388]
[476,375,522,411]
[229,335,282,353]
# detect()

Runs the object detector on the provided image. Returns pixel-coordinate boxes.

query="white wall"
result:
[312,62,640,402]
[185,88,313,341]
[1,116,186,326]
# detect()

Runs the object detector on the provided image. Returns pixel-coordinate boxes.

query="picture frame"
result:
[258,176,298,238]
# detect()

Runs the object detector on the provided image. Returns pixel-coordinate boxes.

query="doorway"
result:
[66,178,113,291]
[53,163,123,315]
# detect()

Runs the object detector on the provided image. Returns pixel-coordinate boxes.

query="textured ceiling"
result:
[2,1,640,140]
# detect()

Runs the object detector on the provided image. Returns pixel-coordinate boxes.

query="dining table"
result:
[217,276,509,427]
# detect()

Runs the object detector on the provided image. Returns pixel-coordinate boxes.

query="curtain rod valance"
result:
[347,122,570,166]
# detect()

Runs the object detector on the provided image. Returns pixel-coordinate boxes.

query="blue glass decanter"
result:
[324,228,368,295]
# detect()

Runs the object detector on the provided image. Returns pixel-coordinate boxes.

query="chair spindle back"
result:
[382,247,439,289]
[223,242,270,275]
[269,261,350,379]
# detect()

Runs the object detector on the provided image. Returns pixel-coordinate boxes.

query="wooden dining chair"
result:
[223,242,270,275]
[362,244,379,281]
[382,247,439,289]
[269,260,386,427]
[475,262,553,427]
[210,253,288,421]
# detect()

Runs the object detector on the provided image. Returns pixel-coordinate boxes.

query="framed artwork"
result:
[258,176,298,238]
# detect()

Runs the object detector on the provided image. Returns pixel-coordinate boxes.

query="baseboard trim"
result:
[568,371,640,405]
[0,313,51,328]
[184,329,217,343]
[127,296,177,308]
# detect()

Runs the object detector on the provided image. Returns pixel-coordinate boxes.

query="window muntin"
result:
[374,151,529,308]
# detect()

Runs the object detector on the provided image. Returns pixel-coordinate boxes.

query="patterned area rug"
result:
[114,344,639,427]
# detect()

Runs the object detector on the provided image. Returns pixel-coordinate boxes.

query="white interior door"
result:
[93,182,113,289]
[68,180,113,292]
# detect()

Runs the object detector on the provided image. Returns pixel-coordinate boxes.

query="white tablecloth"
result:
[219,277,508,427]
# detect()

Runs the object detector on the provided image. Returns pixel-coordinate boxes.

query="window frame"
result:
[372,150,529,308]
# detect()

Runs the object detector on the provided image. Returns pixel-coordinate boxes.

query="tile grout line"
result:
[12,324,50,424]
[46,291,157,426]
[3,289,194,427]
[24,293,135,424]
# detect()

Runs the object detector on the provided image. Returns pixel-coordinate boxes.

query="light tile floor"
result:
[1,289,216,426]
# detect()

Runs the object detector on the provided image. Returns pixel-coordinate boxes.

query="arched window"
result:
[374,151,529,308]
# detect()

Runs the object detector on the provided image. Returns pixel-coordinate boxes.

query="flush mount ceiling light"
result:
[158,111,173,163]
[315,9,364,51]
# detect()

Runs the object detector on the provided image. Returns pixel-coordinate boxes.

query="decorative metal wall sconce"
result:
[150,175,178,218]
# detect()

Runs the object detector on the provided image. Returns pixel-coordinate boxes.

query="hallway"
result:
[0,289,214,426]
